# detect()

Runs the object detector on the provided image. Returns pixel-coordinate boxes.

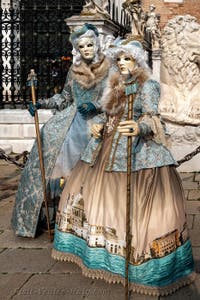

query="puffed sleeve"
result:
[138,79,168,146]
[38,68,73,111]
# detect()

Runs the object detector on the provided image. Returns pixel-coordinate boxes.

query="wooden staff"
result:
[124,81,137,300]
[27,69,52,242]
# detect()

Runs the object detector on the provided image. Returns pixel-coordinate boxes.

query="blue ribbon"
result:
[125,83,138,96]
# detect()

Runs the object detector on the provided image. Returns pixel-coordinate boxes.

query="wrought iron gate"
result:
[0,0,84,108]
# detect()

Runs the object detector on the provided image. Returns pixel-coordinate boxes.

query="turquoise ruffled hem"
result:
[53,227,194,288]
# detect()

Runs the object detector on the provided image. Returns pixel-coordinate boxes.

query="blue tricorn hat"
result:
[70,23,99,44]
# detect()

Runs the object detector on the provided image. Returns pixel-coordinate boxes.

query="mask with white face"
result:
[77,37,95,61]
[117,54,136,75]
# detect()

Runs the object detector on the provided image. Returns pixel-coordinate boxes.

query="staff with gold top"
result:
[27,69,52,242]
[117,54,140,300]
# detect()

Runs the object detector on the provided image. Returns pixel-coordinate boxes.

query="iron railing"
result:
[0,0,149,108]
[0,0,84,108]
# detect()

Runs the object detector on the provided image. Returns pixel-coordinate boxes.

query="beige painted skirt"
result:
[52,135,195,295]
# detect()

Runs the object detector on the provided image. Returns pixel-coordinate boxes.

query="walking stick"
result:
[124,82,138,300]
[27,69,52,242]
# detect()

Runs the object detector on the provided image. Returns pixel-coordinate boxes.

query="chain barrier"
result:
[0,148,29,169]
[0,146,200,169]
[176,145,200,167]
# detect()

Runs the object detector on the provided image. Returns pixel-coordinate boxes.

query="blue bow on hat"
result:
[70,23,99,44]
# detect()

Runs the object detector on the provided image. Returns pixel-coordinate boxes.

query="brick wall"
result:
[142,0,200,28]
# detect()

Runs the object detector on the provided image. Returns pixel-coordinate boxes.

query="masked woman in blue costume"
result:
[52,40,195,296]
[11,23,110,238]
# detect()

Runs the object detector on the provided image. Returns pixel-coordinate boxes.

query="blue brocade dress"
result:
[11,56,110,238]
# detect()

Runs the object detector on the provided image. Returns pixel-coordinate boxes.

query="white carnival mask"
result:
[117,54,135,75]
[77,37,95,61]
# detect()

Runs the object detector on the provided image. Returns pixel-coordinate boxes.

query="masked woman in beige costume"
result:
[52,40,195,296]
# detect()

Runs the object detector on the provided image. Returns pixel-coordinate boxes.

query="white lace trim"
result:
[52,249,196,296]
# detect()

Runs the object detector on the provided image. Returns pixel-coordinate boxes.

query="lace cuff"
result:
[139,114,170,147]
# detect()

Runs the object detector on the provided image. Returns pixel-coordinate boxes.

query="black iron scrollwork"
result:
[0,0,84,108]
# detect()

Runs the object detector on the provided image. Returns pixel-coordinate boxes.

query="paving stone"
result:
[187,214,194,230]
[189,230,200,247]
[0,274,31,300]
[0,198,14,230]
[194,173,200,182]
[0,190,16,202]
[0,159,7,166]
[0,160,21,202]
[49,260,82,274]
[0,248,55,273]
[0,196,13,208]
[0,162,21,178]
[192,247,200,273]
[11,273,158,300]
[12,273,113,300]
[0,230,52,249]
[0,248,6,254]
[91,278,158,300]
[160,274,200,300]
[0,176,20,189]
[193,215,200,230]
[0,195,15,206]
[125,291,158,300]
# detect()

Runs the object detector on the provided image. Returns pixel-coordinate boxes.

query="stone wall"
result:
[142,0,200,28]
[181,172,200,254]
[0,109,53,153]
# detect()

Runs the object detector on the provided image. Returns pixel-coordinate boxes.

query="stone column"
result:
[152,49,161,82]
[65,15,120,48]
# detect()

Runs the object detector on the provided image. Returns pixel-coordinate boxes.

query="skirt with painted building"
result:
[52,135,195,296]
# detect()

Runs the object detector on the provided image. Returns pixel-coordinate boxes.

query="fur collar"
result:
[71,54,110,89]
[101,67,149,116]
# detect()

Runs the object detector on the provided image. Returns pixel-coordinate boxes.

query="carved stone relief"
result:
[122,0,161,50]
[122,0,144,37]
[165,122,200,172]
[159,15,200,125]
[167,124,200,145]
[145,4,161,50]
[81,0,110,19]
